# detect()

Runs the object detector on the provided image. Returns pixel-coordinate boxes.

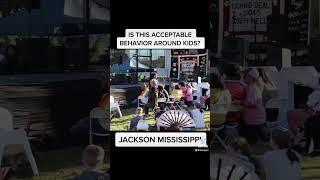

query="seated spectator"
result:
[200,88,210,110]
[155,105,166,118]
[211,139,260,180]
[223,64,246,101]
[171,84,183,102]
[261,130,301,180]
[169,82,176,93]
[129,107,144,131]
[185,83,194,107]
[70,115,107,145]
[179,82,187,94]
[226,138,260,175]
[74,145,109,180]
[161,123,183,131]
[211,73,232,105]
[189,103,206,129]
[136,118,149,131]
[70,88,110,143]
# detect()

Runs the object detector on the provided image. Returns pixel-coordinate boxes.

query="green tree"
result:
[110,50,128,65]
[0,0,33,17]
[89,34,108,64]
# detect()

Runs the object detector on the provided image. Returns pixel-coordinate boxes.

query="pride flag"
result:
[99,93,110,110]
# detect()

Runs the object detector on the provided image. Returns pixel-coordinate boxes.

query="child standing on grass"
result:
[74,145,109,180]
[130,107,144,131]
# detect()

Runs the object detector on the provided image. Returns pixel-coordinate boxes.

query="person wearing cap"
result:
[242,68,268,145]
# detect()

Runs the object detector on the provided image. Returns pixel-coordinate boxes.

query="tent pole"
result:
[28,7,32,38]
[149,49,152,78]
[84,0,90,71]
[136,49,139,84]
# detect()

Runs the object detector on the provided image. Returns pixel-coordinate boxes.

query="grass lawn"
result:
[111,108,210,131]
[3,145,110,180]
[211,146,320,180]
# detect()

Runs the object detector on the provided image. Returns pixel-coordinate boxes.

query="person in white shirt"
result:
[188,102,206,129]
[261,130,302,180]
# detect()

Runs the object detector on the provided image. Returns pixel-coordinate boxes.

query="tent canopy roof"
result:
[111,57,151,74]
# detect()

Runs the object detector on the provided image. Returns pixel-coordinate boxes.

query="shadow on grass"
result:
[5,146,110,180]
[111,108,210,131]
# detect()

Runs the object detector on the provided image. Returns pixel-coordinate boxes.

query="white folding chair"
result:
[157,97,167,106]
[89,107,110,145]
[0,107,39,175]
[138,95,148,107]
[210,104,229,150]
[169,95,183,109]
[110,96,122,118]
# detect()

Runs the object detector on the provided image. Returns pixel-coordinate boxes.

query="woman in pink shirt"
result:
[179,82,188,94]
[242,68,268,145]
[185,83,194,107]
[224,64,246,124]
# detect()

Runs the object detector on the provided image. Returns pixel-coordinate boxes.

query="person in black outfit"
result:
[144,87,158,116]
[157,85,169,107]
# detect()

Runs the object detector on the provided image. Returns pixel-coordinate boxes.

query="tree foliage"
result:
[110,50,128,65]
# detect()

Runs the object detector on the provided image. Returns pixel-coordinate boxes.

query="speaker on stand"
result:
[266,14,289,70]
[267,14,289,45]
[63,37,88,71]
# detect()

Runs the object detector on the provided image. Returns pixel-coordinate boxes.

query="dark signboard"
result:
[286,0,309,44]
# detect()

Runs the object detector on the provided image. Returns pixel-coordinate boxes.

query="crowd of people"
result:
[129,72,209,131]
[211,63,320,179]
[212,130,302,180]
